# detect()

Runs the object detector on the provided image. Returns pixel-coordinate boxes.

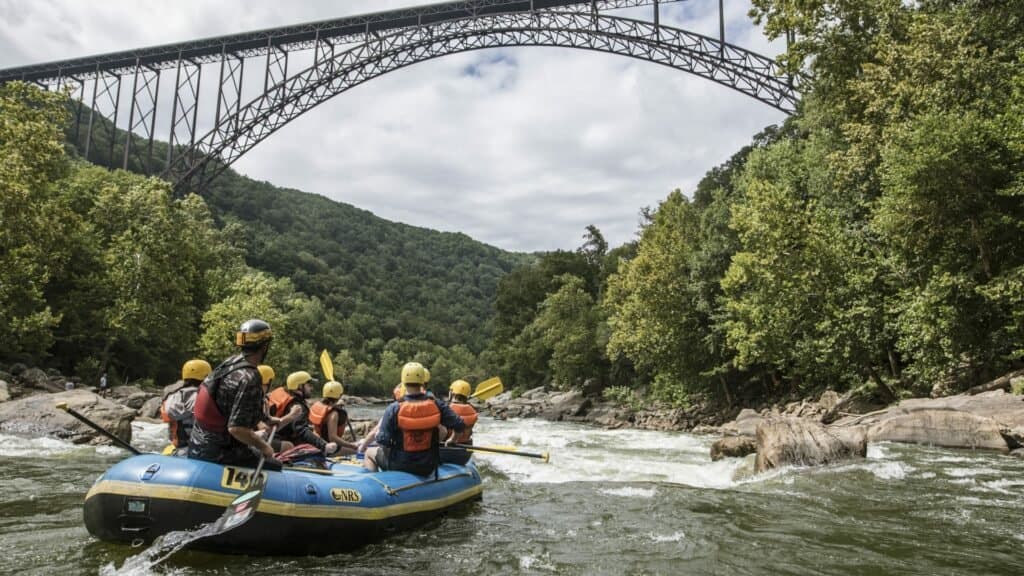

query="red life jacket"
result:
[266,387,298,418]
[309,401,347,440]
[449,402,478,443]
[193,358,253,434]
[397,398,441,452]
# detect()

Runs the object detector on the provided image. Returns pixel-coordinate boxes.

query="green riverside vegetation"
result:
[2,0,1021,409]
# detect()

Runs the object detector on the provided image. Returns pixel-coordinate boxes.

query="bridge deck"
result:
[0,0,681,83]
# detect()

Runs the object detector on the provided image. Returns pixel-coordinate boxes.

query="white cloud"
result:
[0,0,787,252]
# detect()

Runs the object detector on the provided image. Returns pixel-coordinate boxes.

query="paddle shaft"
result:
[250,426,277,488]
[57,403,142,455]
[454,443,549,461]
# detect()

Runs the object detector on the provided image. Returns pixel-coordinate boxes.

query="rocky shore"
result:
[481,371,1024,472]
[2,361,1022,474]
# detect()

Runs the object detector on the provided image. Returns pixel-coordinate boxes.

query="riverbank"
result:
[481,371,1024,472]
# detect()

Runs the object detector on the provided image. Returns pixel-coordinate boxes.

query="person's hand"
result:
[356,440,367,453]
[325,442,338,455]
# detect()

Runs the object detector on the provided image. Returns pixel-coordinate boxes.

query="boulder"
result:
[0,381,8,403]
[818,390,842,413]
[541,390,591,421]
[711,436,757,461]
[720,409,763,437]
[108,385,145,402]
[19,368,63,393]
[123,391,158,410]
[867,409,1009,453]
[755,418,867,473]
[138,396,163,419]
[0,389,135,445]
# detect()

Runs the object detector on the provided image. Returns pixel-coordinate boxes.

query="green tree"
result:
[0,83,71,359]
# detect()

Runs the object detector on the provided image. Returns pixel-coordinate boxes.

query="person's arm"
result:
[229,425,274,458]
[226,374,273,457]
[327,411,358,452]
[293,411,329,452]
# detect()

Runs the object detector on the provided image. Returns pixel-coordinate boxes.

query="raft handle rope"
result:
[388,471,473,495]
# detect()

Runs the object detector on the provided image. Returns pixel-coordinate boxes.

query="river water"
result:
[1,410,1022,575]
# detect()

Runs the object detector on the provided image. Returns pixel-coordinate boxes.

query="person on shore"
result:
[160,359,211,456]
[443,379,478,446]
[363,362,465,475]
[309,381,358,456]
[188,319,283,469]
[99,372,108,397]
[266,371,338,456]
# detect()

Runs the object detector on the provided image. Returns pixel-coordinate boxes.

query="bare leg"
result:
[363,446,380,471]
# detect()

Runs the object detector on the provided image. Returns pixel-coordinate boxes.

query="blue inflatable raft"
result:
[83,454,483,555]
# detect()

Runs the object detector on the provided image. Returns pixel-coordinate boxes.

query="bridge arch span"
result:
[171,10,797,191]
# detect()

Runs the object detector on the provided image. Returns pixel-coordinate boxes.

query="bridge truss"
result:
[0,0,798,193]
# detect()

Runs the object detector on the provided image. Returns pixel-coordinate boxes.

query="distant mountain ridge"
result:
[65,111,529,354]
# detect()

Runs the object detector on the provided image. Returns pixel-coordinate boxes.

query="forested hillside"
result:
[485,0,1024,407]
[1,85,525,393]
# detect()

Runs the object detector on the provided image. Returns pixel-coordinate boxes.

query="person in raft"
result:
[309,380,358,456]
[160,359,212,456]
[363,362,465,476]
[443,379,478,446]
[188,319,283,469]
[266,371,339,456]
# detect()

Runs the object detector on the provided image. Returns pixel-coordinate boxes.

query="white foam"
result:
[649,531,685,543]
[944,467,1001,478]
[519,554,556,572]
[0,433,84,458]
[598,486,657,498]
[476,418,747,489]
[869,461,911,480]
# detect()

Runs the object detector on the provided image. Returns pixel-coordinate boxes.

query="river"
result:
[1,409,1022,575]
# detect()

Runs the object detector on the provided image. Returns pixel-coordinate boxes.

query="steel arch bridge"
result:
[0,0,799,193]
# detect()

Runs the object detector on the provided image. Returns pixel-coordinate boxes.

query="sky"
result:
[0,0,787,252]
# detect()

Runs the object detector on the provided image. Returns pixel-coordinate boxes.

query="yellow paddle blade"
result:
[319,349,334,382]
[161,444,176,456]
[471,377,503,401]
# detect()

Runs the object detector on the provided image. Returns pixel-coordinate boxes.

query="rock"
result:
[9,363,27,376]
[541,390,591,421]
[519,386,547,400]
[0,389,136,445]
[755,418,867,473]
[0,381,8,403]
[138,396,163,419]
[123,391,157,410]
[691,424,720,435]
[1011,377,1024,396]
[163,380,185,398]
[711,436,757,461]
[18,368,63,393]
[1011,448,1024,458]
[720,409,763,437]
[867,409,1008,453]
[108,385,145,402]
[818,390,842,413]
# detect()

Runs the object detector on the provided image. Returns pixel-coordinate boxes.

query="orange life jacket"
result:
[449,402,478,443]
[266,387,297,418]
[160,403,185,448]
[309,401,347,440]
[397,398,441,452]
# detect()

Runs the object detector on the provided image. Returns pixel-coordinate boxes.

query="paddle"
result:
[454,442,550,462]
[471,377,504,401]
[201,426,278,537]
[320,349,359,441]
[56,402,142,455]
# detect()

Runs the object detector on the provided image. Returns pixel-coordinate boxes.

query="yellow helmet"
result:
[450,379,471,397]
[257,365,275,386]
[286,370,317,391]
[181,359,212,382]
[423,368,431,384]
[323,380,344,400]
[393,383,406,400]
[400,362,428,385]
